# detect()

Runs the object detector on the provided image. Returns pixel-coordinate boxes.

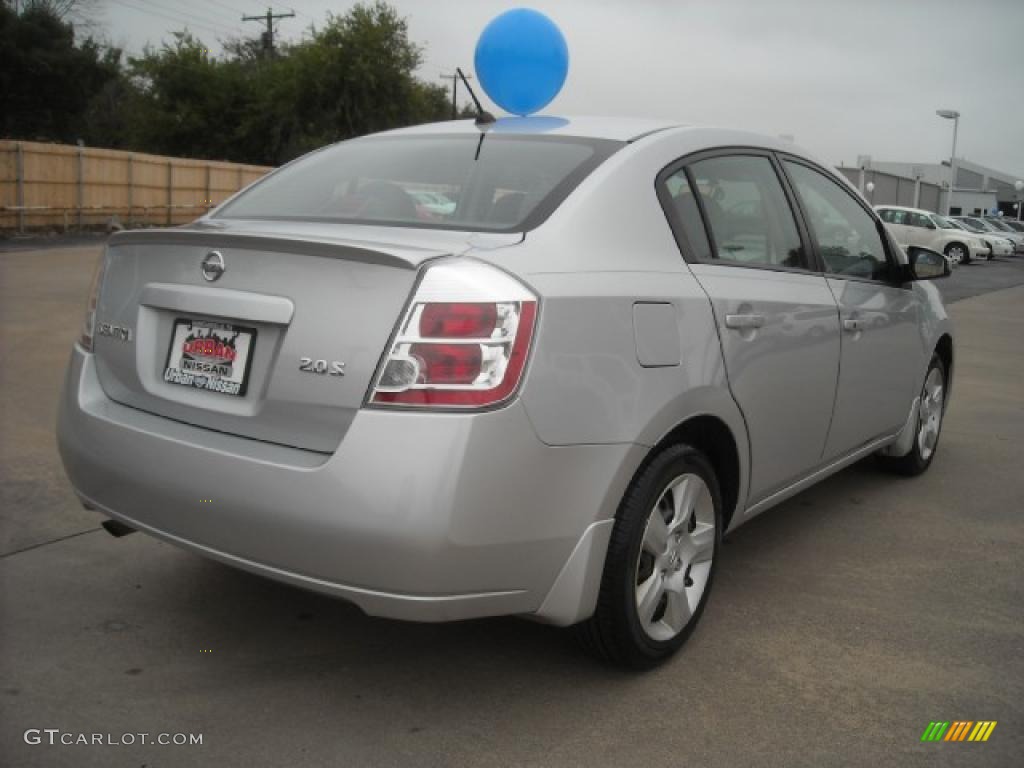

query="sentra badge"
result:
[96,322,133,342]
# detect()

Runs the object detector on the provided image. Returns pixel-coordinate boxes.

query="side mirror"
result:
[905,246,950,280]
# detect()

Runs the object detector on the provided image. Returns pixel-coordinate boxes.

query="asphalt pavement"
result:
[1,244,1022,767]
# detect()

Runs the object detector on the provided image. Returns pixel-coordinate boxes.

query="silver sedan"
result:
[57,117,953,667]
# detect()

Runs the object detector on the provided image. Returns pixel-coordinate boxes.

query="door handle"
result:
[725,313,765,330]
[843,318,862,332]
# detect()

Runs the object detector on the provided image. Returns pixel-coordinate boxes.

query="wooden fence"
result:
[0,140,273,233]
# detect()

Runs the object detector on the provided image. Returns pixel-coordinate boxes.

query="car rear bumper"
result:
[57,345,643,624]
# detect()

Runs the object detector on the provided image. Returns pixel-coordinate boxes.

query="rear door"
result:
[781,158,925,459]
[660,152,841,504]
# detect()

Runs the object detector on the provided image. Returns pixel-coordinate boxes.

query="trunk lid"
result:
[93,220,518,452]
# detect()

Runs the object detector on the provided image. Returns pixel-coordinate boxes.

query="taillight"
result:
[370,260,538,408]
[79,250,108,352]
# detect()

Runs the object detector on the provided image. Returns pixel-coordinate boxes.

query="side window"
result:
[687,155,807,269]
[783,161,890,281]
[662,170,713,261]
[878,209,894,223]
[889,210,907,225]
[910,212,932,229]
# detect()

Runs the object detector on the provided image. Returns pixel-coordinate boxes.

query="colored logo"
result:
[180,329,239,377]
[921,721,997,742]
[183,334,238,364]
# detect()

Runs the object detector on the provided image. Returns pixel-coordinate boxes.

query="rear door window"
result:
[661,170,713,261]
[685,155,808,269]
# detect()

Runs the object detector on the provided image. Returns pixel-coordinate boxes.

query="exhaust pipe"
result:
[101,519,137,538]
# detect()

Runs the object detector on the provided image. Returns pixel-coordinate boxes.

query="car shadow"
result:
[142,455,914,689]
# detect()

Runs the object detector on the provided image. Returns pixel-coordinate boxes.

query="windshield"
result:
[934,216,955,229]
[214,134,623,232]
[1004,220,1024,232]
[986,219,1013,232]
[959,217,992,232]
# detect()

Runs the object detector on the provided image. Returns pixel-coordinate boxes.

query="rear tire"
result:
[877,354,947,477]
[945,242,969,265]
[576,444,723,668]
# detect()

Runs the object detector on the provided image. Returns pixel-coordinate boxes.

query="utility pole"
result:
[242,7,295,56]
[440,72,471,120]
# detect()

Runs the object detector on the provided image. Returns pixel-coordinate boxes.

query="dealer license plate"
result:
[163,319,256,397]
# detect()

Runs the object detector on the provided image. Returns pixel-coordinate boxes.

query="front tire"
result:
[945,242,969,265]
[576,444,723,668]
[877,354,947,476]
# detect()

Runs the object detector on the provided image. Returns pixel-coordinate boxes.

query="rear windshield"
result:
[214,134,623,232]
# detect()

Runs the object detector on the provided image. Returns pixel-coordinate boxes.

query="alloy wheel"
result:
[917,367,945,461]
[634,474,715,642]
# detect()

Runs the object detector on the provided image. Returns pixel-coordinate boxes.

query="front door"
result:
[781,159,925,459]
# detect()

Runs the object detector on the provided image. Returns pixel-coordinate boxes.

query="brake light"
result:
[371,261,538,408]
[79,250,108,352]
[420,302,498,338]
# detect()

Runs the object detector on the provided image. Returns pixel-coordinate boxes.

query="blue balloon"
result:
[474,9,568,116]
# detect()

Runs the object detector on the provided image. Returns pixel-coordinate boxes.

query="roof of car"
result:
[376,115,681,143]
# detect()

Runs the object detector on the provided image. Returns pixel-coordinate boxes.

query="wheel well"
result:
[936,333,953,396]
[652,415,741,529]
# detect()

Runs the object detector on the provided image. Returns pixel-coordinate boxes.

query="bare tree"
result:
[10,0,104,33]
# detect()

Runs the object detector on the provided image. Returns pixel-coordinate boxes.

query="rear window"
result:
[214,134,622,232]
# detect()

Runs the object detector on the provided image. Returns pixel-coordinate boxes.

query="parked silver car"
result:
[57,117,954,666]
[981,217,1024,253]
[956,216,1024,254]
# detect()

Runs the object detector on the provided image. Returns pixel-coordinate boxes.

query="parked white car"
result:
[981,217,1024,254]
[410,190,457,216]
[876,206,988,264]
[948,217,1012,258]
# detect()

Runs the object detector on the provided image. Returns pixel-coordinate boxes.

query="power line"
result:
[108,0,236,37]
[138,0,243,35]
[128,0,237,34]
[172,0,249,31]
[206,0,249,17]
[242,6,295,55]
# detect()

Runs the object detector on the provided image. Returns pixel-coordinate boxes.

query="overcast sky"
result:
[93,0,1024,175]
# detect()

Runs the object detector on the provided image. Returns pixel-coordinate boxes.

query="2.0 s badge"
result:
[299,358,345,376]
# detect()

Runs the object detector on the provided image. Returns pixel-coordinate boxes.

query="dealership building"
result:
[836,157,1024,219]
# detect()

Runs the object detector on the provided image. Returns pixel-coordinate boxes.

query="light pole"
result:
[936,109,960,216]
[1016,180,1024,221]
